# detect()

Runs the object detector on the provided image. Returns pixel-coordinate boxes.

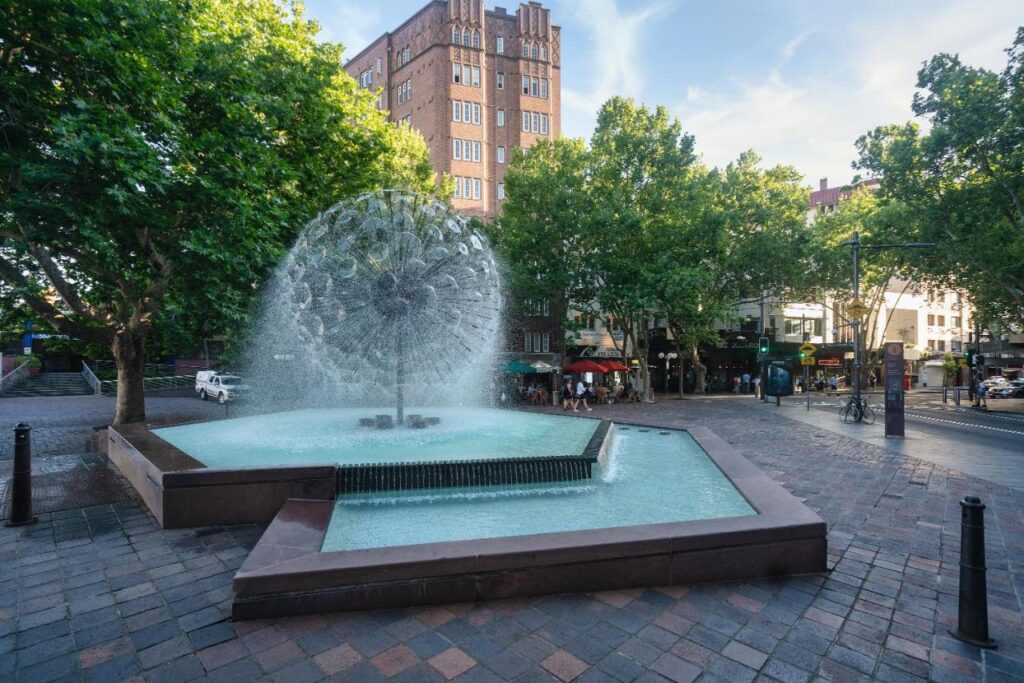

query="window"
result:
[472,30,480,48]
[401,114,411,124]
[463,176,472,197]
[540,44,547,61]
[463,101,471,121]
[522,42,529,57]
[463,29,471,46]
[462,64,470,85]
[524,331,532,352]
[497,35,504,53]
[937,340,946,351]
[784,318,823,336]
[937,315,945,326]
[376,57,382,74]
[472,103,480,124]
[540,113,548,135]
[927,314,935,325]
[453,139,462,160]
[540,78,548,98]
[542,332,550,352]
[452,63,461,83]
[532,332,541,352]
[952,316,961,328]
[472,141,481,162]
[531,112,539,132]
[497,109,505,127]
[522,111,530,131]
[453,101,461,122]
[471,66,480,86]
[497,72,505,89]
[531,43,539,59]
[452,26,460,45]
[531,77,538,96]
[473,178,481,200]
[497,146,505,163]
[359,70,372,87]
[497,182,505,199]
[453,178,461,198]
[522,75,529,95]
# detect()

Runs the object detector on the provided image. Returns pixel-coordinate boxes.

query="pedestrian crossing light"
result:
[758,336,770,354]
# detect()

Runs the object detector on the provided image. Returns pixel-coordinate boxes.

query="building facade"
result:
[344,0,561,220]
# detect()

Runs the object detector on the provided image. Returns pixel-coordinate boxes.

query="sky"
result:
[304,0,1022,187]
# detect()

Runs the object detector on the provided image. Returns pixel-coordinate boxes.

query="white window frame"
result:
[497,72,504,90]
[540,113,548,135]
[522,42,529,57]
[497,109,505,127]
[532,44,539,59]
[522,75,529,95]
[497,146,505,164]
[453,100,461,122]
[531,112,539,132]
[540,78,548,99]
[452,26,460,45]
[463,101,471,121]
[497,182,505,200]
[453,139,462,160]
[542,332,550,352]
[540,44,547,61]
[472,30,480,48]
[532,332,541,352]
[463,29,471,46]
[472,103,480,124]
[522,111,530,131]
[462,64,470,85]
[531,77,538,97]
[452,63,461,83]
[473,141,481,162]
[471,66,480,87]
[464,177,472,198]
[454,177,462,198]
[524,330,532,352]
[473,178,481,200]
[496,35,504,54]
[376,57,382,74]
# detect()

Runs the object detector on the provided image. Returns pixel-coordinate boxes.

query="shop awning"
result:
[564,360,609,374]
[530,361,555,373]
[500,361,535,373]
[599,360,630,372]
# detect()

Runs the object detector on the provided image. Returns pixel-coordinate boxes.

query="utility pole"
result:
[760,290,768,403]
[803,313,810,411]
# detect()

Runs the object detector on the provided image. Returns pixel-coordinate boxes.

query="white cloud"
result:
[560,0,671,138]
[673,0,1021,185]
[310,3,382,57]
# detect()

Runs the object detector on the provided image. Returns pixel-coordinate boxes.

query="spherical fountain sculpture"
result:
[255,190,501,425]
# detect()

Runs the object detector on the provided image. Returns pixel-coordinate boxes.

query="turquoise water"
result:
[322,427,755,551]
[153,407,599,469]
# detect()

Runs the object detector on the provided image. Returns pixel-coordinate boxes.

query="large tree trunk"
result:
[112,329,147,425]
[672,337,686,398]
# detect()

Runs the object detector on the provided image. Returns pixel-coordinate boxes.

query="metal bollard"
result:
[5,423,37,527]
[951,496,997,648]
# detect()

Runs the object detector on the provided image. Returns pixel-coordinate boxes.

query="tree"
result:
[855,27,1024,327]
[0,0,435,424]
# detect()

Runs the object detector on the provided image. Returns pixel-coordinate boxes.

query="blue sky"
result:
[305,0,1022,187]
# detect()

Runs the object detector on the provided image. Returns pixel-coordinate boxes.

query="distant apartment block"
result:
[344,0,562,219]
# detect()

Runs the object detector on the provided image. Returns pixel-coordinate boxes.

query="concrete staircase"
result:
[1,372,94,398]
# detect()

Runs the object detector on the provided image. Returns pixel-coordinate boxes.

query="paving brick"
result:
[429,646,478,679]
[650,652,701,683]
[314,642,363,675]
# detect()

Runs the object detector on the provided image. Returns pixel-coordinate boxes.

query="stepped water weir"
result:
[105,191,827,617]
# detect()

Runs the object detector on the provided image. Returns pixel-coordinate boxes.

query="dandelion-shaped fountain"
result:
[272,190,501,425]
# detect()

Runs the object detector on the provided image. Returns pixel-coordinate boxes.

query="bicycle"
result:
[839,396,876,424]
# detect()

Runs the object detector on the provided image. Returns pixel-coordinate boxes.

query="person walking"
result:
[561,379,574,411]
[732,375,741,393]
[828,375,838,395]
[752,375,761,398]
[741,371,751,394]
[975,370,988,409]
[574,378,592,412]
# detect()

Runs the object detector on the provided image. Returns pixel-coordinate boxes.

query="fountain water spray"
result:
[249,190,502,422]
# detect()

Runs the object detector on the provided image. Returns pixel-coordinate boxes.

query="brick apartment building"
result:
[344,0,561,220]
[345,0,564,393]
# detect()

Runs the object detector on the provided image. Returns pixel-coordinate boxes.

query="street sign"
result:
[817,358,841,366]
[846,299,868,320]
[800,357,816,366]
[799,342,817,355]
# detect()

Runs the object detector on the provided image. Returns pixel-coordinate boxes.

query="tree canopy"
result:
[0,0,437,422]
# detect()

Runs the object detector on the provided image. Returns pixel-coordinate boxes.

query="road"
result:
[760,390,1024,491]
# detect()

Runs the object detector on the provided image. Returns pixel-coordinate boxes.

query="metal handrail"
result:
[81,361,102,395]
[96,374,197,396]
[0,361,32,395]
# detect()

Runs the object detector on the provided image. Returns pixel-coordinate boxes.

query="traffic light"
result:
[798,350,806,359]
[758,336,770,354]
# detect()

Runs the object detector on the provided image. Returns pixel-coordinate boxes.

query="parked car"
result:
[979,376,1008,390]
[195,371,250,403]
[992,379,1024,398]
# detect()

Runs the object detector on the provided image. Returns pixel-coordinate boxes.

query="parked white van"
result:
[195,371,249,403]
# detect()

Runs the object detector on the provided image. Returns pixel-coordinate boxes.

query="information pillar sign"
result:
[884,342,905,437]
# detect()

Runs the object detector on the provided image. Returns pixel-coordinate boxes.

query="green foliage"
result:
[1,0,437,420]
[14,354,41,369]
[855,27,1024,327]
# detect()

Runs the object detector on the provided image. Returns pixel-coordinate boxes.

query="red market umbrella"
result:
[564,360,609,374]
[599,360,630,372]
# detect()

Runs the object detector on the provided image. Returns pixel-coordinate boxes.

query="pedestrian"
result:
[975,371,988,409]
[574,377,592,412]
[752,375,761,398]
[732,375,741,393]
[561,379,573,411]
[741,371,751,394]
[828,375,838,395]
[868,373,877,390]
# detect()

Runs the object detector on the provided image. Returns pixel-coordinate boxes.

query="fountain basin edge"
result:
[230,426,827,618]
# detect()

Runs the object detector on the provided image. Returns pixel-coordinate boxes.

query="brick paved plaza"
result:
[1,395,1023,681]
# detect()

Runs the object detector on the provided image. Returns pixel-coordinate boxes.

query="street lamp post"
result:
[841,232,935,420]
[658,351,677,394]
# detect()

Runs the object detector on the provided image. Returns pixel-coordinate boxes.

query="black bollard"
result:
[951,496,997,648]
[6,423,37,527]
